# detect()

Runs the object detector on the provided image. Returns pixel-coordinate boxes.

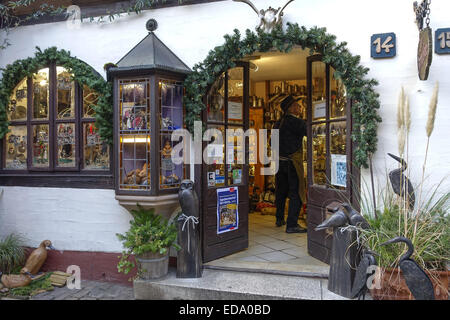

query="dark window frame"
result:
[113,70,190,197]
[0,62,113,189]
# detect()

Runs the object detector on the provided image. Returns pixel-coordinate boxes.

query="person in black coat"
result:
[273,95,307,233]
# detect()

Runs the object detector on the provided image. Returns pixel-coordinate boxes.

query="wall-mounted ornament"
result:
[414,0,433,80]
[435,28,450,54]
[370,33,396,59]
[233,0,295,33]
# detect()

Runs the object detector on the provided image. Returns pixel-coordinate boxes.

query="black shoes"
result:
[286,224,307,233]
[275,219,286,227]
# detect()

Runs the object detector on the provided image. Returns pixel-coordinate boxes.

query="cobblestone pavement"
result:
[30,280,134,300]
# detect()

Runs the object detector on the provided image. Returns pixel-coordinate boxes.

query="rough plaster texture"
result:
[0,0,449,251]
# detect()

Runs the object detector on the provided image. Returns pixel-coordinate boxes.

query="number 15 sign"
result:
[371,33,396,59]
[435,28,450,54]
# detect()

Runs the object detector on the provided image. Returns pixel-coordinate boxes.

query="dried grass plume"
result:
[426,82,439,137]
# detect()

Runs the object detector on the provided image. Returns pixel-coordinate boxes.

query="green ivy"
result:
[0,47,113,144]
[183,24,382,168]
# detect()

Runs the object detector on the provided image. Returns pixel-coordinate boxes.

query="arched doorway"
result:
[184,24,381,265]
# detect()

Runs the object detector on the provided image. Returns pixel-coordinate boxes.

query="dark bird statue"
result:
[341,203,370,229]
[381,236,435,300]
[314,209,349,231]
[387,153,415,210]
[178,180,199,218]
[351,249,378,300]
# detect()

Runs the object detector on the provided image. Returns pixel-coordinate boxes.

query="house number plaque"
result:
[371,33,396,59]
[435,28,450,54]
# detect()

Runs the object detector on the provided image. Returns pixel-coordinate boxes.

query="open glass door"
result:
[202,63,250,262]
[306,55,353,263]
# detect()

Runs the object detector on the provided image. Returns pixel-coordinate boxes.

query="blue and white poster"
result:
[331,154,347,187]
[217,187,239,234]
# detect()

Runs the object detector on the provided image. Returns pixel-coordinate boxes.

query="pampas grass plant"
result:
[357,81,448,290]
[0,233,26,274]
[414,81,440,239]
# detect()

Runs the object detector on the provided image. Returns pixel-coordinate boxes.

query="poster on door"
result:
[217,187,239,234]
[228,101,243,121]
[331,154,347,187]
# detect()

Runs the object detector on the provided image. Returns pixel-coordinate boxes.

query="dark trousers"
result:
[275,160,302,228]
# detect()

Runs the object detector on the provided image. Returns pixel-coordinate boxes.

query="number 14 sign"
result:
[371,33,396,59]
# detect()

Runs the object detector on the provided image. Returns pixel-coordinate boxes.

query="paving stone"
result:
[251,235,276,244]
[71,287,92,299]
[264,240,297,251]
[256,251,297,262]
[281,247,310,258]
[87,283,114,298]
[31,280,133,300]
[236,256,268,262]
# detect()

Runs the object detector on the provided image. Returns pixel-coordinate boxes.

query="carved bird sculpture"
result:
[20,240,55,275]
[381,236,435,300]
[341,202,370,229]
[387,153,415,210]
[351,249,378,300]
[178,180,199,218]
[314,209,349,231]
[0,272,32,289]
[233,0,295,33]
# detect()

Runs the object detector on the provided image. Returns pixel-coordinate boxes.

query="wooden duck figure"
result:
[0,272,32,288]
[20,240,55,275]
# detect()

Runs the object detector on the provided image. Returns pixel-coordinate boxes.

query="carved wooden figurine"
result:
[0,272,32,288]
[20,240,55,275]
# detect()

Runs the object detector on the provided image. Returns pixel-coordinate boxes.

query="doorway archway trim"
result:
[183,23,382,168]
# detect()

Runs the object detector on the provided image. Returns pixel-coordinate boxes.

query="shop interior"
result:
[209,47,346,272]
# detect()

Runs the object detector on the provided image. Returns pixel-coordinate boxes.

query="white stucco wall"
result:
[0,0,449,251]
[0,187,132,252]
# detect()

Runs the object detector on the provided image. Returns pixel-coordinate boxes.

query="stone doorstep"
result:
[133,268,349,300]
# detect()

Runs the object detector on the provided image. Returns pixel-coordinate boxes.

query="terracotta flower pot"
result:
[370,267,449,300]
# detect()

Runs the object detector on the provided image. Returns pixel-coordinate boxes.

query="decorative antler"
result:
[233,0,261,16]
[234,0,296,33]
[277,0,295,20]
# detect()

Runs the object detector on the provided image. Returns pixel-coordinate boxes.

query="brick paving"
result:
[30,280,134,300]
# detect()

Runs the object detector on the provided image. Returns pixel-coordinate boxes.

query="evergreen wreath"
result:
[184,24,382,168]
[0,47,113,144]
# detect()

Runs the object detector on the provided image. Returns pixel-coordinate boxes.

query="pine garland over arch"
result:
[0,47,113,144]
[183,23,382,168]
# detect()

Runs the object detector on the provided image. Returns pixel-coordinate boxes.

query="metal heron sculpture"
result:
[351,250,378,300]
[387,153,415,210]
[381,236,435,300]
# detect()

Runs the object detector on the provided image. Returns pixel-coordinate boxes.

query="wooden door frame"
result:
[196,54,361,264]
[306,54,360,263]
[199,62,250,263]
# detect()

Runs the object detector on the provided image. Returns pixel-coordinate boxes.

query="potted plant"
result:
[358,83,449,300]
[359,184,449,300]
[116,204,180,280]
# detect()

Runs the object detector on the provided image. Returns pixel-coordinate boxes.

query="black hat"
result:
[280,95,299,113]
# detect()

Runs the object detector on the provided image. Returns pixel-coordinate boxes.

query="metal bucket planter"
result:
[136,251,169,280]
[370,267,449,300]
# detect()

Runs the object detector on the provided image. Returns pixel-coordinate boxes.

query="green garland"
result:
[0,47,113,144]
[184,24,382,168]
